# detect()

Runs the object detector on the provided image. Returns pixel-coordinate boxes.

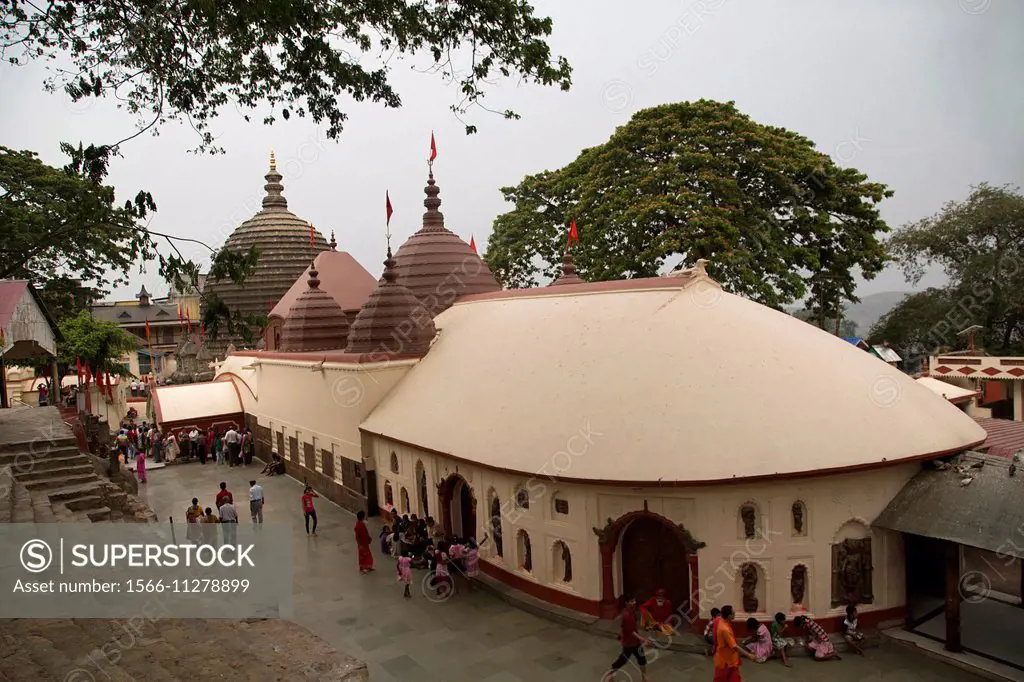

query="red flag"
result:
[567,219,580,250]
[85,364,92,386]
[178,304,184,329]
[145,320,151,340]
[309,223,315,246]
[186,309,192,332]
[0,328,4,347]
[386,191,393,227]
[429,132,437,162]
[201,323,206,338]
[76,356,83,384]
[469,235,477,254]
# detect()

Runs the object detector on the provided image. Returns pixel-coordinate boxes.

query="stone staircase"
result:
[0,408,153,523]
[0,617,369,681]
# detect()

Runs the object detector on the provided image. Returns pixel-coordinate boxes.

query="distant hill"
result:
[788,291,910,338]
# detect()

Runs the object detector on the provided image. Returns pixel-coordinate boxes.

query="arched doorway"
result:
[438,474,476,539]
[594,508,704,621]
[621,516,690,613]
[416,460,429,517]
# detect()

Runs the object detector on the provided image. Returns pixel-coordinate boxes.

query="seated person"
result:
[639,588,675,635]
[841,605,866,656]
[261,453,285,476]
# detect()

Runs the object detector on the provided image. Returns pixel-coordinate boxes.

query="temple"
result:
[156,157,1017,645]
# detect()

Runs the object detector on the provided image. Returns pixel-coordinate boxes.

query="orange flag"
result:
[145,320,151,340]
[309,223,315,246]
[386,191,393,227]
[469,235,477,254]
[429,132,437,162]
[566,219,579,250]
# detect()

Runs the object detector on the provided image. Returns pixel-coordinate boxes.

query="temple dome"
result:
[549,251,583,286]
[204,152,330,354]
[345,249,436,356]
[391,169,500,316]
[280,263,350,351]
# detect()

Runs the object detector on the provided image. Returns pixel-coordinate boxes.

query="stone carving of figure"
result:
[841,544,863,603]
[833,539,872,606]
[522,533,533,571]
[741,506,757,539]
[741,564,759,613]
[792,502,804,535]
[562,543,572,583]
[791,565,807,607]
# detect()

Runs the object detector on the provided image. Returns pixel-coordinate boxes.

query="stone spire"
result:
[550,251,583,286]
[345,247,436,356]
[421,169,446,232]
[262,149,288,211]
[280,260,350,352]
[329,230,337,250]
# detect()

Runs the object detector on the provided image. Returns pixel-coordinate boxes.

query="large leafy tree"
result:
[486,100,892,311]
[1,0,572,150]
[58,311,140,377]
[0,144,261,339]
[881,183,1024,354]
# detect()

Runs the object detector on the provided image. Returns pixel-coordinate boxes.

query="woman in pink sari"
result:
[744,617,773,663]
[136,448,147,484]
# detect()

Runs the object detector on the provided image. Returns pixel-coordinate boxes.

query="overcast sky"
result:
[1,0,1021,303]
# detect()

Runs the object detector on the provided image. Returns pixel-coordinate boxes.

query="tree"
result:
[867,288,959,354]
[885,183,1024,353]
[793,308,858,338]
[1,0,573,150]
[58,311,140,377]
[0,144,260,338]
[485,100,892,311]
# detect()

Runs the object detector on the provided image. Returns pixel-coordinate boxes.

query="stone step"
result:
[0,437,79,454]
[0,447,84,470]
[16,463,96,482]
[43,483,106,504]
[85,506,112,522]
[23,473,99,491]
[65,495,105,512]
[12,483,34,524]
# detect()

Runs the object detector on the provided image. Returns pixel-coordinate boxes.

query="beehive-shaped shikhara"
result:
[280,263,350,351]
[391,169,500,316]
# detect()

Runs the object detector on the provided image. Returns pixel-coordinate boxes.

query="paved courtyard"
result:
[139,462,986,682]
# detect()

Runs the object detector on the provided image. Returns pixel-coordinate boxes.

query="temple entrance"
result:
[416,461,429,517]
[438,474,476,539]
[621,516,690,613]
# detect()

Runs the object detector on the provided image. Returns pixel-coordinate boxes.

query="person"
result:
[743,618,772,664]
[164,430,178,463]
[434,544,452,599]
[769,613,792,667]
[130,378,138,397]
[214,430,224,465]
[179,430,191,459]
[714,605,758,681]
[261,452,285,476]
[640,588,674,636]
[224,426,241,466]
[302,485,319,535]
[354,510,374,574]
[127,426,137,460]
[135,447,147,484]
[397,549,413,599]
[215,482,233,510]
[427,516,444,546]
[793,615,840,661]
[705,607,722,655]
[242,427,254,466]
[462,535,488,592]
[380,525,393,554]
[390,528,403,560]
[116,429,129,459]
[205,427,215,464]
[191,428,206,465]
[249,480,264,524]
[185,498,204,544]
[38,382,48,406]
[841,605,866,656]
[602,596,649,682]
[201,507,220,545]
[219,498,238,545]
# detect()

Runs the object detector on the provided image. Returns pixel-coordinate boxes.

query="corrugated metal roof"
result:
[873,452,1024,559]
[842,337,863,345]
[973,417,1024,459]
[872,345,903,363]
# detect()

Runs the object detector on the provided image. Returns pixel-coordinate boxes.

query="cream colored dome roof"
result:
[361,271,986,484]
[204,152,330,352]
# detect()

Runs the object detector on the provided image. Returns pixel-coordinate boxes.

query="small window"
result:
[553,541,572,583]
[490,494,504,557]
[554,499,569,515]
[353,463,362,478]
[384,481,394,506]
[515,486,530,510]
[517,530,532,572]
[400,487,410,514]
[389,451,399,474]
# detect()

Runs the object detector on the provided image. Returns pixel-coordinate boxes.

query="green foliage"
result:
[485,100,892,311]
[793,309,858,338]
[883,184,1024,353]
[2,0,572,149]
[58,311,139,375]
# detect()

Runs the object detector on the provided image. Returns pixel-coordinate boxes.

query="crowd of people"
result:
[606,596,866,682]
[111,419,257,485]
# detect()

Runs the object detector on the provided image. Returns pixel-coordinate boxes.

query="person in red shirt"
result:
[354,510,374,573]
[215,482,233,510]
[301,485,319,535]
[602,596,649,682]
[640,588,674,636]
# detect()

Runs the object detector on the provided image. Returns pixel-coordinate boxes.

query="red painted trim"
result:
[215,372,257,401]
[479,558,602,617]
[215,374,246,406]
[160,412,244,433]
[360,430,985,487]
[232,350,424,364]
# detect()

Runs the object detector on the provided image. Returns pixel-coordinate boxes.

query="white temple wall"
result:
[368,433,914,620]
